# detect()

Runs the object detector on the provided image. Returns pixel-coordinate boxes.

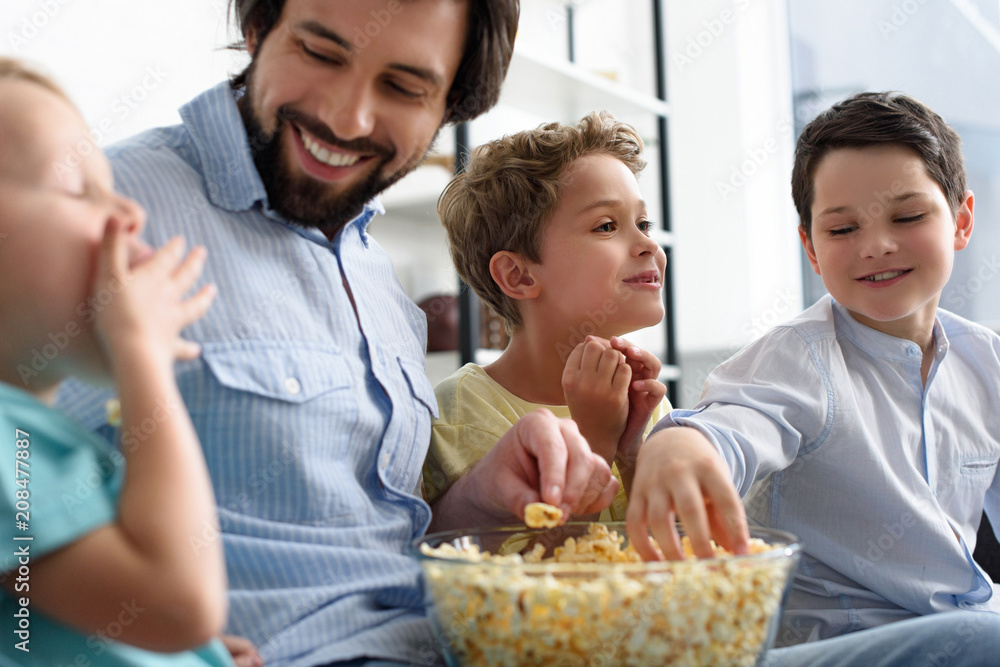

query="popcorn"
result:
[524,502,563,528]
[105,398,122,427]
[419,523,794,667]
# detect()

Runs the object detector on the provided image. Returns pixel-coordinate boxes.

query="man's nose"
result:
[321,80,376,141]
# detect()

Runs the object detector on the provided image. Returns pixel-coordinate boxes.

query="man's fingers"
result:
[579,475,619,515]
[517,410,569,509]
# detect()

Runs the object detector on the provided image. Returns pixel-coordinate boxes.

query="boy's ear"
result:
[489,251,540,300]
[953,190,974,251]
[798,225,822,275]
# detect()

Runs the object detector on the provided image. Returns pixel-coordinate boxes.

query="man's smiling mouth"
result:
[299,129,362,168]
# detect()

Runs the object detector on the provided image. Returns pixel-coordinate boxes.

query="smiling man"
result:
[57,1,624,666]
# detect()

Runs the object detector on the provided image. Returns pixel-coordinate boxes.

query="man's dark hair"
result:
[791,91,967,239]
[227,0,519,124]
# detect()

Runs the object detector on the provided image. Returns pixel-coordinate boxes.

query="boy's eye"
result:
[637,220,654,233]
[895,213,925,223]
[828,226,855,236]
[594,221,615,233]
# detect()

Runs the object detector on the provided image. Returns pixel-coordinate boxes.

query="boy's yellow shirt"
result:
[423,363,671,522]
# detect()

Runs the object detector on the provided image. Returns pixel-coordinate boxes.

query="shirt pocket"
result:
[942,457,1000,528]
[194,341,368,524]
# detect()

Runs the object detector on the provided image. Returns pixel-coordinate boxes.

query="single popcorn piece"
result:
[524,501,563,528]
[105,398,122,427]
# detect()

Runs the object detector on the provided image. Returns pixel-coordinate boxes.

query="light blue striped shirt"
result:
[59,83,442,666]
[654,295,1000,645]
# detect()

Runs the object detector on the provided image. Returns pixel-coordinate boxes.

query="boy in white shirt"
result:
[627,91,1000,650]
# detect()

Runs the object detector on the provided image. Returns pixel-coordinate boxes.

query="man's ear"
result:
[489,251,540,300]
[245,23,260,55]
[799,225,821,276]
[954,190,974,251]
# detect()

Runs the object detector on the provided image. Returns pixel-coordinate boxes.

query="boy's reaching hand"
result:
[626,426,749,561]
[93,218,216,372]
[562,336,631,464]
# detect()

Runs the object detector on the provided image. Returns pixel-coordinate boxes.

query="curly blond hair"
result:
[438,111,645,331]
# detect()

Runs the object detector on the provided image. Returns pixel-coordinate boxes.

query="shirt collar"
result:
[179,82,384,238]
[829,295,947,364]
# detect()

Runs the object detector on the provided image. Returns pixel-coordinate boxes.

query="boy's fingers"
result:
[704,475,750,555]
[145,236,187,273]
[171,246,209,293]
[611,358,632,393]
[97,219,128,284]
[174,338,203,361]
[180,284,217,327]
[646,494,686,560]
[670,480,716,558]
[631,378,667,401]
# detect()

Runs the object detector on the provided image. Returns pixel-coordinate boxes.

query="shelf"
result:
[500,47,670,131]
[377,162,454,223]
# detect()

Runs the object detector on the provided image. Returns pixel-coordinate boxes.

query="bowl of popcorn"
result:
[413,506,800,667]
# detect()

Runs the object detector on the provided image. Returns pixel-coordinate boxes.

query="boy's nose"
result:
[109,194,146,235]
[860,227,898,258]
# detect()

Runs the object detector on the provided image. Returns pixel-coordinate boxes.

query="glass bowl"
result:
[412,522,800,667]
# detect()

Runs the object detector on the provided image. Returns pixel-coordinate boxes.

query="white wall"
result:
[665,0,802,405]
[1,0,246,145]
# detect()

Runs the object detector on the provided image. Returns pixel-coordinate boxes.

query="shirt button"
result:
[284,377,302,395]
[907,347,919,357]
[380,452,391,469]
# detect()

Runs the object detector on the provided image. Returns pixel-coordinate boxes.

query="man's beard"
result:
[238,79,433,235]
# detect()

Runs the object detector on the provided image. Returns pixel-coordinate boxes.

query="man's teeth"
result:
[301,132,360,167]
[863,270,906,282]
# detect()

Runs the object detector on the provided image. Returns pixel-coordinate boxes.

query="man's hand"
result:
[429,409,618,532]
[625,426,748,561]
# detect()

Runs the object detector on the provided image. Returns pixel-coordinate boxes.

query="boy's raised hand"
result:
[626,426,749,561]
[562,336,632,464]
[93,219,216,371]
[608,336,666,477]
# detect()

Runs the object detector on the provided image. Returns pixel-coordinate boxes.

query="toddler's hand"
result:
[93,219,216,371]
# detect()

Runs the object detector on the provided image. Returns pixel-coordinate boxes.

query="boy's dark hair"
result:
[227,0,518,124]
[792,91,966,238]
[438,111,645,331]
